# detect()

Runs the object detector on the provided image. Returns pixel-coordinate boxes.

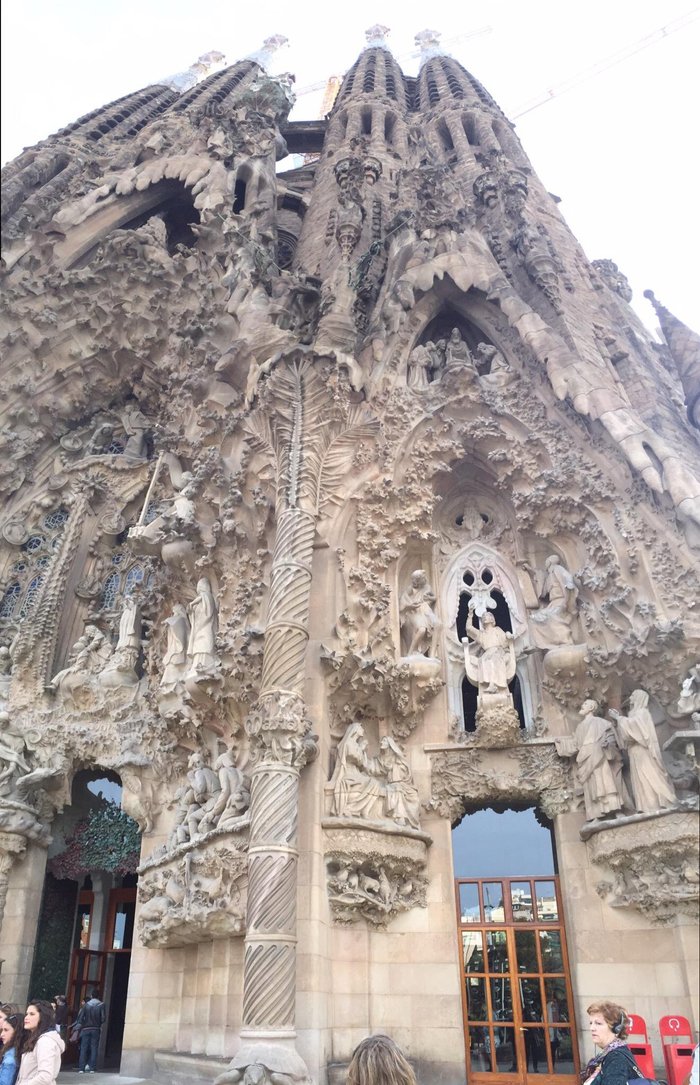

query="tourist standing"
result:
[74,990,105,1074]
[347,1034,418,1085]
[0,1011,22,1085]
[581,1002,640,1085]
[16,1001,64,1085]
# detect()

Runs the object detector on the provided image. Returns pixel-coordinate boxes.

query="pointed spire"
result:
[364,24,391,50]
[414,28,450,65]
[246,34,289,72]
[645,290,700,429]
[159,51,226,93]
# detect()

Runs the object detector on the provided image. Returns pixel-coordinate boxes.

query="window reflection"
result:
[535,880,558,921]
[469,1026,493,1072]
[460,882,481,923]
[463,930,485,972]
[539,930,564,972]
[482,881,505,923]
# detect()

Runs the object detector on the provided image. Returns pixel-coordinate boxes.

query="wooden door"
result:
[456,877,580,1085]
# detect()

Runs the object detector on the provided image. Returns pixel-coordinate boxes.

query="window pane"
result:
[463,930,485,972]
[494,1027,518,1073]
[514,929,538,973]
[485,930,509,974]
[510,881,534,922]
[523,1028,548,1073]
[545,978,570,1023]
[460,882,481,923]
[535,880,558,921]
[469,1026,493,1072]
[111,901,135,949]
[539,929,564,972]
[466,976,487,1020]
[520,977,544,1022]
[552,1028,575,1074]
[490,977,513,1021]
[482,882,505,922]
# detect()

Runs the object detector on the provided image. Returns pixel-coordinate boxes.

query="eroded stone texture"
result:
[1,25,698,1085]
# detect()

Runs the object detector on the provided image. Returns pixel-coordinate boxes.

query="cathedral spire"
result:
[414,28,450,65]
[364,24,391,50]
[245,33,289,72]
[158,51,226,93]
[645,290,700,428]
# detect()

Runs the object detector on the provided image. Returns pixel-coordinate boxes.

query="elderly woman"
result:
[581,1002,641,1085]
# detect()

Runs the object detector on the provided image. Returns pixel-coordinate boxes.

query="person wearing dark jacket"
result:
[74,991,105,1074]
[581,1002,642,1085]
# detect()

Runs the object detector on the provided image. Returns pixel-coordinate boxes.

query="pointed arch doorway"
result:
[453,807,580,1085]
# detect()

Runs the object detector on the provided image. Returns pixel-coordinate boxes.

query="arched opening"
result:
[463,113,479,146]
[437,119,455,153]
[384,112,396,146]
[452,807,579,1085]
[361,107,372,136]
[28,769,141,1070]
[233,177,247,214]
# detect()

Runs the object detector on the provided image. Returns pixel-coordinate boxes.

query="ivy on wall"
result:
[49,804,141,881]
[28,873,77,999]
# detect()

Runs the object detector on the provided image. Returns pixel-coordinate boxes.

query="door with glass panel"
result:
[457,877,579,1085]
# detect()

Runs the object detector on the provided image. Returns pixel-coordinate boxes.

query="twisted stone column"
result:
[221,506,318,1083]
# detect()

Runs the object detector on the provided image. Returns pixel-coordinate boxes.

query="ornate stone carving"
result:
[609,690,677,815]
[463,605,520,746]
[591,810,699,922]
[328,724,421,830]
[555,700,630,823]
[429,744,575,823]
[323,824,430,928]
[399,569,440,658]
[530,555,580,649]
[138,835,248,947]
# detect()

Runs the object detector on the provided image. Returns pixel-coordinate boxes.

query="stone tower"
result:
[1,27,698,1085]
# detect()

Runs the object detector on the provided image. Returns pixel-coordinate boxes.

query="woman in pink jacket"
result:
[16,1002,64,1085]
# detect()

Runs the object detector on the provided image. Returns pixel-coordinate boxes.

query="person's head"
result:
[580,698,599,717]
[347,1034,418,1085]
[22,1001,55,1052]
[587,1002,629,1046]
[55,995,66,1006]
[0,1004,21,1027]
[0,1012,22,1056]
[482,613,495,627]
[90,989,101,1001]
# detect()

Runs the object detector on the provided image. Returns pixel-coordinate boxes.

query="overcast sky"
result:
[2,0,699,330]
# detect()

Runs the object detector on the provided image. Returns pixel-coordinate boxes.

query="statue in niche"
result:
[51,624,113,705]
[609,691,676,815]
[160,603,190,689]
[329,722,384,821]
[399,570,439,657]
[168,750,220,848]
[378,736,420,829]
[477,342,514,388]
[101,595,142,686]
[675,663,700,717]
[530,555,580,649]
[444,328,476,374]
[459,507,486,539]
[0,711,31,798]
[463,604,515,697]
[555,700,630,822]
[329,723,422,830]
[426,340,445,380]
[186,577,219,680]
[86,422,116,456]
[198,748,250,834]
[406,343,432,389]
[120,403,151,460]
[381,279,415,336]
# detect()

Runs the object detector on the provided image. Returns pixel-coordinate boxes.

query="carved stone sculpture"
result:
[676,664,700,717]
[610,690,676,814]
[477,342,513,387]
[444,327,476,374]
[556,700,629,822]
[530,555,580,649]
[399,569,439,657]
[160,603,190,689]
[186,577,219,680]
[329,722,384,820]
[199,749,250,834]
[406,343,432,389]
[50,624,113,706]
[463,608,514,697]
[100,596,141,686]
[378,736,421,829]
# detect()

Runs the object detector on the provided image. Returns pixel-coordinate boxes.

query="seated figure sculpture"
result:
[329,723,421,830]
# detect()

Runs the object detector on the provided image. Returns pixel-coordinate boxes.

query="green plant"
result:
[49,803,141,880]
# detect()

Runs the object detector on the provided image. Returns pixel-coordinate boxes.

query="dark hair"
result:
[587,1002,629,1041]
[90,989,101,1000]
[347,1035,418,1085]
[55,995,66,1005]
[21,1001,56,1053]
[0,1012,23,1059]
[0,1004,21,1018]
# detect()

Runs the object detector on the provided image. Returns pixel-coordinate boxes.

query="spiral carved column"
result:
[225,506,318,1083]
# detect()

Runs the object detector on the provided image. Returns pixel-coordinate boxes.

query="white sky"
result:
[2,0,699,331]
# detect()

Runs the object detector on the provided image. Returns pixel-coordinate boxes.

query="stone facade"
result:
[1,27,698,1085]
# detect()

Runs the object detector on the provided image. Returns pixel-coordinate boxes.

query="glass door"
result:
[457,877,579,1085]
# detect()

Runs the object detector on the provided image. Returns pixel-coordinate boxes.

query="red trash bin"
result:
[659,1015,695,1085]
[626,1014,655,1080]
